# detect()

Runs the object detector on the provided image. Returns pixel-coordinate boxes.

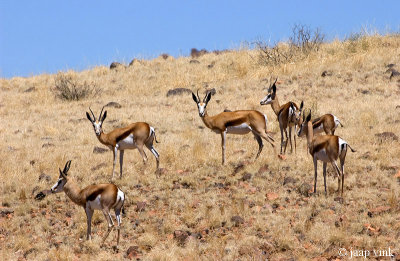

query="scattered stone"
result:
[30,160,36,166]
[191,48,208,58]
[283,177,298,186]
[166,88,192,97]
[42,143,55,148]
[390,70,400,80]
[207,62,215,69]
[232,161,247,175]
[240,172,252,182]
[297,182,313,197]
[105,101,122,108]
[38,173,51,182]
[278,154,287,160]
[23,87,36,93]
[205,88,216,96]
[266,192,279,201]
[0,208,14,217]
[93,146,108,154]
[257,164,269,175]
[321,70,333,77]
[189,59,200,64]
[110,62,125,70]
[375,132,398,142]
[368,206,391,217]
[190,232,202,239]
[224,109,232,112]
[31,186,40,196]
[173,230,190,245]
[160,53,169,60]
[126,245,141,260]
[91,163,107,171]
[334,197,344,204]
[135,202,147,212]
[386,63,396,68]
[358,89,370,95]
[231,216,244,227]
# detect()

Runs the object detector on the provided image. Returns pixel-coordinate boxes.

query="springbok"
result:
[308,114,343,135]
[39,160,125,246]
[298,111,356,196]
[86,106,160,178]
[260,78,304,154]
[192,90,275,165]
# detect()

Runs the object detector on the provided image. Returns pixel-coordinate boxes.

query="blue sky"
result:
[1,1,399,78]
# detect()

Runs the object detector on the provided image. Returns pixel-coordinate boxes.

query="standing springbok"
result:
[192,90,275,165]
[40,160,125,246]
[86,106,160,178]
[298,111,356,196]
[309,114,343,135]
[260,78,304,154]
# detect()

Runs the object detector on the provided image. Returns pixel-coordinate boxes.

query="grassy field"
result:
[1,34,400,260]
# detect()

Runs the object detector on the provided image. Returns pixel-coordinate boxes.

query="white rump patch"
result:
[338,138,347,156]
[226,123,252,135]
[333,115,340,128]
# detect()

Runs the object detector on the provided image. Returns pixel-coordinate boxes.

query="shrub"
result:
[53,73,99,101]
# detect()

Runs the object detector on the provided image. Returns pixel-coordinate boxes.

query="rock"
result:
[266,192,279,201]
[160,53,169,60]
[297,182,313,197]
[110,62,125,70]
[205,88,216,96]
[386,63,396,68]
[224,109,232,112]
[375,132,398,142]
[189,59,200,64]
[283,177,298,186]
[367,206,391,217]
[166,88,192,97]
[240,172,252,182]
[93,146,108,154]
[105,102,122,108]
[38,173,51,182]
[126,245,141,260]
[278,154,287,160]
[135,202,147,212]
[321,70,333,77]
[23,87,36,93]
[91,163,107,171]
[231,215,244,227]
[191,48,208,58]
[258,164,269,175]
[42,143,55,148]
[232,161,247,175]
[173,230,190,245]
[207,62,215,69]
[390,70,400,80]
[31,186,40,195]
[0,208,14,217]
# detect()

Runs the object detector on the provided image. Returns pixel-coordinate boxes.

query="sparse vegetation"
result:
[0,33,399,260]
[53,72,99,101]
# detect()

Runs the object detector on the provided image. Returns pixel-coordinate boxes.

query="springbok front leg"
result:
[85,207,94,240]
[313,157,318,194]
[340,155,346,197]
[112,147,118,178]
[119,150,124,179]
[288,126,293,153]
[323,162,327,195]
[221,131,227,165]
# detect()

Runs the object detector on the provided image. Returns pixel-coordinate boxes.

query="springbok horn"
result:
[99,105,106,121]
[89,107,96,121]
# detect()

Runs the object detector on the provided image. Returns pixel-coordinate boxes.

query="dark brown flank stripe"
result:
[225,118,246,128]
[87,188,105,201]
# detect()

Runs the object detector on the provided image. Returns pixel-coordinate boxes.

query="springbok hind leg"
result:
[101,208,114,245]
[252,132,263,159]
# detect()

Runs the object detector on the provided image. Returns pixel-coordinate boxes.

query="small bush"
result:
[53,73,99,101]
[256,24,325,66]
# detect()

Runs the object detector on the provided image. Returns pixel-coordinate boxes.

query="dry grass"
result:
[1,34,400,260]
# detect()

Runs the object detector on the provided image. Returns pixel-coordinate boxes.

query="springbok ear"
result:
[63,160,71,174]
[306,111,312,122]
[192,92,198,103]
[272,83,276,94]
[86,112,93,122]
[59,168,67,179]
[300,101,304,111]
[204,91,212,104]
[101,111,107,122]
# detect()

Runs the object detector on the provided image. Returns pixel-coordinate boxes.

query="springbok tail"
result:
[347,144,356,152]
[150,126,160,143]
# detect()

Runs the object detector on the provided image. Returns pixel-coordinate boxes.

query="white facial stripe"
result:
[260,94,271,104]
[197,102,206,116]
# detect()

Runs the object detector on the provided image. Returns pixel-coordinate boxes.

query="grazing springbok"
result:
[39,160,125,246]
[86,106,160,178]
[307,114,343,135]
[192,90,275,165]
[298,111,356,196]
[260,78,304,155]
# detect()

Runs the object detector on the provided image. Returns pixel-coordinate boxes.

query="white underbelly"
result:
[226,123,252,135]
[314,124,325,134]
[117,134,137,150]
[87,195,102,210]
[314,148,331,162]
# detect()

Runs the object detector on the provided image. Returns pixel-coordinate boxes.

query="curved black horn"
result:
[63,160,72,174]
[99,105,106,121]
[89,107,96,121]
[196,89,200,102]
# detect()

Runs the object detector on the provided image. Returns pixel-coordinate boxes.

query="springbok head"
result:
[297,110,312,137]
[289,101,304,125]
[192,90,212,117]
[86,106,107,136]
[260,78,278,105]
[51,160,71,194]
